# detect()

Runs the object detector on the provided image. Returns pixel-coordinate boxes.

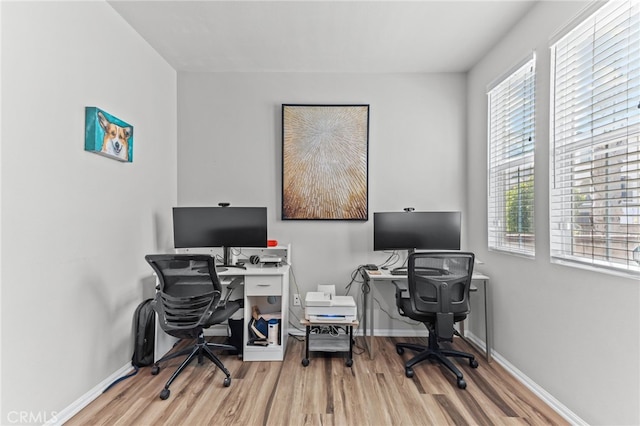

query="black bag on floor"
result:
[228,318,244,356]
[104,298,156,392]
[132,298,156,367]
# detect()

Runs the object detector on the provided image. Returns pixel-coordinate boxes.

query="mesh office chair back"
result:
[395,251,478,389]
[146,254,223,338]
[408,252,475,339]
[144,254,240,399]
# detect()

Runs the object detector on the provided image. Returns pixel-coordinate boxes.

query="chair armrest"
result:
[220,276,243,307]
[392,280,408,298]
[392,279,409,315]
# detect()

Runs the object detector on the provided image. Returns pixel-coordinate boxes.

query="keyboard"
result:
[390,268,407,275]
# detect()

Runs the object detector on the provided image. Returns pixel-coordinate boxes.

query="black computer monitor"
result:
[373,211,461,252]
[173,206,267,267]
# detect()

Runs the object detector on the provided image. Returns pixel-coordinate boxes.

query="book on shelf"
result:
[249,305,281,344]
[251,305,281,322]
[259,312,281,321]
[250,317,268,339]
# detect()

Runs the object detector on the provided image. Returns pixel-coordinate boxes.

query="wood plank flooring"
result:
[67,336,568,425]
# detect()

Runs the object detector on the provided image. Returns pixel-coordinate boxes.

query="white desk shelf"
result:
[301,319,358,367]
[308,334,350,352]
[222,265,290,362]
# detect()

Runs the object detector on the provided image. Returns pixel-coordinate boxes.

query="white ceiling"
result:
[108,0,537,73]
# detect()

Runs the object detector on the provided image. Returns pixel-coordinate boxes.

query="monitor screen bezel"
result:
[172,206,268,249]
[373,211,461,251]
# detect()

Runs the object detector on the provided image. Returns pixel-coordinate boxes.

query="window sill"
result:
[551,256,640,281]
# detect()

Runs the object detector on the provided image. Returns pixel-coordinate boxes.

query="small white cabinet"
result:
[221,266,289,361]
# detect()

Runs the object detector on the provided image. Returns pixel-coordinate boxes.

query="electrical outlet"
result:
[293,294,301,306]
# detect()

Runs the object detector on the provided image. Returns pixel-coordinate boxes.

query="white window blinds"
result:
[488,56,536,256]
[550,0,640,276]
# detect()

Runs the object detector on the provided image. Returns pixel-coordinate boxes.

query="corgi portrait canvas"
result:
[85,107,133,162]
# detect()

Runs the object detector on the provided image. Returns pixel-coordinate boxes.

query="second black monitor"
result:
[173,206,267,249]
[373,211,461,251]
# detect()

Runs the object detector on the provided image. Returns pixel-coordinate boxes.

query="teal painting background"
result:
[84,107,134,162]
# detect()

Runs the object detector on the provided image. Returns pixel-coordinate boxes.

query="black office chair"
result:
[145,254,243,400]
[394,252,478,389]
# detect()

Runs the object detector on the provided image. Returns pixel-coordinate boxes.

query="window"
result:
[550,0,640,276]
[488,56,536,256]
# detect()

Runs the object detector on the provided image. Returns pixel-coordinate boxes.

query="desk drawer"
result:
[245,275,282,296]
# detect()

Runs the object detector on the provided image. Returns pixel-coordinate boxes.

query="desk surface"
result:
[365,269,489,281]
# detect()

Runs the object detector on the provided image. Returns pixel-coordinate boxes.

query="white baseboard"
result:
[46,362,133,426]
[369,328,424,337]
[463,332,587,426]
[345,326,586,425]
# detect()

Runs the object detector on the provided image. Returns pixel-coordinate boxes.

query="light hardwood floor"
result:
[68,336,568,425]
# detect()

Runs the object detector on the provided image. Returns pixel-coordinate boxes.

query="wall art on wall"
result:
[85,107,133,162]
[282,104,369,220]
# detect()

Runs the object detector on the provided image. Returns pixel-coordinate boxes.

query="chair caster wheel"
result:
[396,346,404,355]
[159,389,170,400]
[346,359,353,367]
[457,379,467,389]
[151,365,160,375]
[223,377,231,387]
[302,358,309,367]
[470,359,479,368]
[405,367,414,378]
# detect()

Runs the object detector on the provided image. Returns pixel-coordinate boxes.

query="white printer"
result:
[305,285,357,322]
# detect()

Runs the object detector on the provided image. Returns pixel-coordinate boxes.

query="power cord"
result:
[287,265,309,335]
[373,296,420,326]
[345,265,367,296]
[289,265,305,309]
[379,250,401,269]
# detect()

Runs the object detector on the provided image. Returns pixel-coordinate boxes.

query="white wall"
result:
[4,1,635,424]
[466,1,639,425]
[1,1,177,422]
[177,72,468,333]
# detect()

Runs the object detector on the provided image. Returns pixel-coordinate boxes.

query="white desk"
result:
[362,270,492,362]
[154,264,290,363]
[220,265,290,361]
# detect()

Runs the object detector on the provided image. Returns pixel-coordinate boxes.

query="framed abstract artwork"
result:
[282,104,369,220]
[85,107,134,162]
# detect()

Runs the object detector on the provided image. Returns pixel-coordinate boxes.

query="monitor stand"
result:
[216,246,246,272]
[391,249,415,274]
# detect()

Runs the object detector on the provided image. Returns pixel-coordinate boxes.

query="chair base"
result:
[152,333,237,399]
[396,331,478,389]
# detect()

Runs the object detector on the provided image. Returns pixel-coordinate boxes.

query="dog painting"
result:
[85,107,133,162]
